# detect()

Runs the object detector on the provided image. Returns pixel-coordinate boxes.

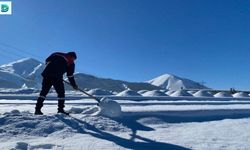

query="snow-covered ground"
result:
[1,95,250,150]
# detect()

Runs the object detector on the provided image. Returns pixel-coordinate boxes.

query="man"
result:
[35,52,78,115]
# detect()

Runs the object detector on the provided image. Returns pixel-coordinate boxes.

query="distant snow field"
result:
[1,96,250,149]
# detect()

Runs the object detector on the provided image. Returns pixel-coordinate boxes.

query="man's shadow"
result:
[56,115,190,150]
[56,108,250,150]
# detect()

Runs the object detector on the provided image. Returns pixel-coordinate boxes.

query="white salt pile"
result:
[166,90,175,95]
[214,92,232,98]
[87,88,113,96]
[193,90,214,97]
[142,90,168,96]
[233,92,249,98]
[170,90,193,97]
[138,90,148,94]
[116,90,142,96]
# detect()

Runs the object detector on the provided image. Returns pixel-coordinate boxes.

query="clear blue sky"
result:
[0,0,250,90]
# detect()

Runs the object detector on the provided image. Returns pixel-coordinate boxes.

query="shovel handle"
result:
[63,80,100,103]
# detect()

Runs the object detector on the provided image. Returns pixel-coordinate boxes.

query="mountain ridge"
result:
[0,58,209,91]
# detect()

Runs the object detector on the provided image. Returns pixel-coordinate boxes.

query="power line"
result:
[0,42,43,61]
[0,49,18,61]
[0,46,25,58]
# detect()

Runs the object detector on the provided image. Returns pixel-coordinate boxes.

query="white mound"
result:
[99,98,122,118]
[142,90,168,96]
[159,89,168,93]
[187,90,197,94]
[87,88,113,96]
[138,90,149,94]
[0,111,73,137]
[147,73,207,90]
[214,92,232,98]
[170,90,193,97]
[116,90,142,96]
[166,90,175,95]
[233,92,249,98]
[0,109,126,139]
[193,90,214,97]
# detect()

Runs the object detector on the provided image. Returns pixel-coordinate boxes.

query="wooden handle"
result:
[63,80,100,103]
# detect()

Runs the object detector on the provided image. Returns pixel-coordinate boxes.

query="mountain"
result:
[147,74,208,90]
[70,73,162,92]
[0,58,161,92]
[0,58,209,91]
[0,58,44,78]
[0,58,44,88]
[0,70,28,88]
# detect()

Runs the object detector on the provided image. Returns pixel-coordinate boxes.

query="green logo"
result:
[1,4,9,12]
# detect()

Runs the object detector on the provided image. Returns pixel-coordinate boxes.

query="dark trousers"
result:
[35,76,65,111]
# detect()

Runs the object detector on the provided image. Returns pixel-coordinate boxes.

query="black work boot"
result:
[35,97,44,115]
[57,100,69,115]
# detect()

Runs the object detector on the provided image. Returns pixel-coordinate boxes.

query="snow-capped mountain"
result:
[0,58,209,91]
[0,58,44,78]
[147,74,208,90]
[0,58,44,88]
[0,70,28,88]
[0,58,161,91]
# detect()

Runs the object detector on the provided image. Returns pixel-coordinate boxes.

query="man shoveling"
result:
[35,52,78,115]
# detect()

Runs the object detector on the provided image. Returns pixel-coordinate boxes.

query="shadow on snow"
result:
[55,109,250,150]
[56,115,190,150]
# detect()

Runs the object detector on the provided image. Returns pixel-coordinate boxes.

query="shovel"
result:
[63,80,122,117]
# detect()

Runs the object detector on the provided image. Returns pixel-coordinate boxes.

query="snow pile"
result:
[170,90,193,97]
[142,90,168,96]
[116,90,142,96]
[0,110,74,137]
[99,98,122,118]
[147,73,208,90]
[0,108,127,139]
[87,88,113,96]
[233,92,249,98]
[214,92,232,98]
[69,99,122,118]
[13,142,59,150]
[193,90,214,97]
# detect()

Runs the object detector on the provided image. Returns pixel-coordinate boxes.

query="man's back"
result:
[41,53,74,78]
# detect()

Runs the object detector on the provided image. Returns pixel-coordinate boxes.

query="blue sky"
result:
[0,0,250,90]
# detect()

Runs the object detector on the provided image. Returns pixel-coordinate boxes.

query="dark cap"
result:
[67,52,77,59]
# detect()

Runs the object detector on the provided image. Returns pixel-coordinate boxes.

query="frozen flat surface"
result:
[1,96,250,149]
